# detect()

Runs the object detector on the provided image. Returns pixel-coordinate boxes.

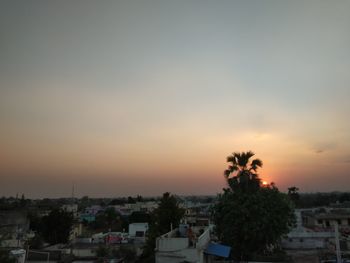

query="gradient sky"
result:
[1,0,350,198]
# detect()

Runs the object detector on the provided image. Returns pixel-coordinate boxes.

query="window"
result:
[317,219,323,224]
[299,238,304,242]
[326,221,330,227]
[135,231,144,237]
[337,219,341,225]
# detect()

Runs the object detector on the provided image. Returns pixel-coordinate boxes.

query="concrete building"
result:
[128,223,148,238]
[155,226,211,263]
[283,209,350,262]
[10,249,26,263]
[303,208,350,229]
[84,205,103,216]
[0,211,30,248]
[282,210,335,250]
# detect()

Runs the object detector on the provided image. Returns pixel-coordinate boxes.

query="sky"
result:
[1,0,350,198]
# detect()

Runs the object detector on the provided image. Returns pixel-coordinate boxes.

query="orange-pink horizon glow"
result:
[1,1,350,198]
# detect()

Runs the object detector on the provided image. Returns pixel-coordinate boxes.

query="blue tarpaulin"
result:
[205,242,231,258]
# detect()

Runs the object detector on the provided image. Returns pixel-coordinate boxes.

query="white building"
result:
[282,210,335,250]
[155,226,211,263]
[10,249,26,263]
[129,223,149,238]
[61,204,79,219]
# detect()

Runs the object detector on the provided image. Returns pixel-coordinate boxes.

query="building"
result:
[303,208,350,229]
[282,210,335,250]
[128,223,148,239]
[282,209,350,262]
[0,211,30,248]
[155,225,211,263]
[10,249,26,263]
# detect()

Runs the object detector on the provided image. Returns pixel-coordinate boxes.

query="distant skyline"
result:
[1,0,350,198]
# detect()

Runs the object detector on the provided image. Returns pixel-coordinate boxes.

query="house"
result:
[80,213,96,223]
[0,210,30,248]
[10,249,26,263]
[84,205,103,216]
[128,223,148,241]
[282,210,335,250]
[155,225,211,263]
[283,209,350,262]
[303,208,350,229]
[61,204,78,213]
[69,222,83,241]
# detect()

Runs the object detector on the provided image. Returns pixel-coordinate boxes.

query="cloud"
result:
[311,141,337,154]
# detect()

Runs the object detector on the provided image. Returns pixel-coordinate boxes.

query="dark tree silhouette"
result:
[224,151,263,193]
[0,237,16,263]
[0,250,15,263]
[92,208,123,232]
[288,186,300,206]
[41,209,74,244]
[213,151,295,261]
[140,192,184,263]
[129,211,150,223]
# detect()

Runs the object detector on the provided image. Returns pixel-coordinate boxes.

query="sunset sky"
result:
[1,0,350,198]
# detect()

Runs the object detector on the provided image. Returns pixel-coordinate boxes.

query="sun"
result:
[262,181,269,186]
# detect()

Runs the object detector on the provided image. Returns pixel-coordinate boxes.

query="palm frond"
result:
[250,159,263,171]
[237,152,251,167]
[224,169,231,177]
[246,151,255,159]
[224,165,238,177]
[229,165,238,172]
[227,156,235,163]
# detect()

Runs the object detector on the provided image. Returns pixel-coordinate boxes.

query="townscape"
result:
[1,1,350,263]
[1,152,350,263]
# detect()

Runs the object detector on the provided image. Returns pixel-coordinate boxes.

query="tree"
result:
[104,208,119,230]
[95,245,109,259]
[112,246,137,263]
[129,211,151,223]
[136,195,143,202]
[41,208,74,244]
[288,186,300,206]
[224,151,263,193]
[152,192,184,235]
[0,250,15,263]
[140,192,185,262]
[213,151,295,261]
[127,196,136,204]
[27,234,44,249]
[0,238,16,263]
[20,194,27,207]
[92,208,123,231]
[109,198,127,205]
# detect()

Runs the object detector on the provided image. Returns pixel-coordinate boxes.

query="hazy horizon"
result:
[1,1,350,198]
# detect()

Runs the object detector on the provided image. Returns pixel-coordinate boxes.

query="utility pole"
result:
[71,183,75,204]
[334,222,341,263]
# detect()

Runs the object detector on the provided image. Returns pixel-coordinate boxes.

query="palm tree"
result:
[287,186,300,205]
[224,151,263,192]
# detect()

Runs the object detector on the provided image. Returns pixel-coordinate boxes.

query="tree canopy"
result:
[140,192,184,263]
[41,208,74,244]
[213,151,295,261]
[0,249,15,263]
[288,186,300,206]
[152,192,184,235]
[0,238,15,263]
[129,211,151,224]
[90,208,124,232]
[224,151,263,193]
